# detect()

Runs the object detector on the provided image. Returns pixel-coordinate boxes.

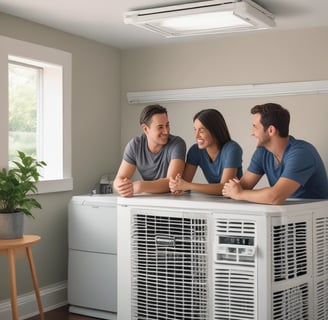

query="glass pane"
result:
[8,62,40,164]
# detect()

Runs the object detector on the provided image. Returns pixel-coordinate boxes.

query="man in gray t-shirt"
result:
[114,104,186,197]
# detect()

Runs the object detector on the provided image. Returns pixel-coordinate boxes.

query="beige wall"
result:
[0,13,121,299]
[121,27,328,183]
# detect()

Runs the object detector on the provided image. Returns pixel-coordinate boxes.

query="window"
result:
[9,62,39,163]
[0,36,72,193]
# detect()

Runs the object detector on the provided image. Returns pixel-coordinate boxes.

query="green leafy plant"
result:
[0,151,46,218]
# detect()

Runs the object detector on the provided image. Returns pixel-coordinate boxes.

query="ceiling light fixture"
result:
[124,0,275,38]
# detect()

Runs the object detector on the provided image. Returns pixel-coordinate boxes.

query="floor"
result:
[26,305,98,320]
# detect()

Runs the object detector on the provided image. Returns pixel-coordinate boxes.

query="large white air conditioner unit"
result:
[117,194,328,320]
[123,0,275,38]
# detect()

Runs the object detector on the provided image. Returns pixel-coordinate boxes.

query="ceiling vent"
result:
[124,0,275,38]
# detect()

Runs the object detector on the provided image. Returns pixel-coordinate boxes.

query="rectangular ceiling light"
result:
[124,0,275,37]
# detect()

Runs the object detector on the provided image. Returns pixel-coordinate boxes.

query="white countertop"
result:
[116,192,328,216]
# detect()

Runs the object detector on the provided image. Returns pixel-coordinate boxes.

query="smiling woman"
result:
[169,108,243,196]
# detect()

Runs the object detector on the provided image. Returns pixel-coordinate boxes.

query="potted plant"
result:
[0,151,46,239]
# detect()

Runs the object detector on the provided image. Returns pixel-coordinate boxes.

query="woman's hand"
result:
[169,174,186,195]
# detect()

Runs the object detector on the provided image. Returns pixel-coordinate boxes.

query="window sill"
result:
[36,178,73,194]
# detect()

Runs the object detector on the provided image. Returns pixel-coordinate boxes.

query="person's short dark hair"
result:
[251,103,290,137]
[139,104,167,126]
[193,108,231,147]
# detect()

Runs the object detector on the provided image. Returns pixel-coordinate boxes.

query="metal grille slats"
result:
[315,217,328,276]
[272,222,307,282]
[214,218,256,320]
[272,284,309,320]
[216,219,256,235]
[131,213,208,320]
[314,216,328,320]
[214,268,256,320]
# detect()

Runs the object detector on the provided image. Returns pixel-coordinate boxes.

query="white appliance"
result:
[124,0,275,38]
[117,193,328,320]
[68,194,117,320]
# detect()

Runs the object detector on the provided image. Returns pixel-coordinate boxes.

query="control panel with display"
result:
[217,235,256,265]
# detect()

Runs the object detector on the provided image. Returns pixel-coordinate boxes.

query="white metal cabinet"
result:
[68,195,117,320]
[68,250,117,311]
[117,194,328,320]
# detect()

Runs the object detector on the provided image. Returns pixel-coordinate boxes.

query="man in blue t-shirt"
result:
[113,104,186,197]
[222,103,328,204]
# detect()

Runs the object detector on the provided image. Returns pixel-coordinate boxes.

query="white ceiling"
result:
[0,0,327,49]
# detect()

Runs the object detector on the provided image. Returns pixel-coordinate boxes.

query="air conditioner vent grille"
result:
[272,283,309,320]
[314,216,328,320]
[131,213,208,320]
[315,279,328,320]
[214,268,256,320]
[272,222,307,282]
[216,219,256,235]
[314,216,328,276]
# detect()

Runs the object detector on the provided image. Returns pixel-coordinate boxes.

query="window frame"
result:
[0,36,72,193]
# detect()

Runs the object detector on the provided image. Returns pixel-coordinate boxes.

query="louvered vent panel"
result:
[131,213,208,320]
[214,268,256,320]
[314,217,328,276]
[272,284,309,320]
[314,216,328,320]
[216,219,256,235]
[315,279,328,320]
[272,222,307,282]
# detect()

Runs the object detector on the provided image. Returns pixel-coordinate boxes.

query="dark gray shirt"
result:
[123,134,186,181]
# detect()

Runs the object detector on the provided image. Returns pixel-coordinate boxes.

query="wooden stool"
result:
[0,235,44,320]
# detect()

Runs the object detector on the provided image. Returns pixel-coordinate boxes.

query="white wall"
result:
[120,27,328,183]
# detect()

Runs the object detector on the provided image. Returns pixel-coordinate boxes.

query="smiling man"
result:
[222,103,328,204]
[114,104,186,197]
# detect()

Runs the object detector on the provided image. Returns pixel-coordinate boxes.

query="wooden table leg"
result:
[26,246,45,320]
[8,248,18,320]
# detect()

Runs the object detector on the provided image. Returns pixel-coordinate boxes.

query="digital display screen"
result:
[219,236,254,246]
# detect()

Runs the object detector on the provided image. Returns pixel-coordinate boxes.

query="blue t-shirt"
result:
[248,136,328,199]
[123,133,186,181]
[186,140,243,183]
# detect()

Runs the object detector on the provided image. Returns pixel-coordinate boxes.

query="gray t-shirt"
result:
[123,134,186,180]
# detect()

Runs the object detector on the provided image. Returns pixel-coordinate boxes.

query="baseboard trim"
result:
[0,281,67,319]
[69,305,117,320]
